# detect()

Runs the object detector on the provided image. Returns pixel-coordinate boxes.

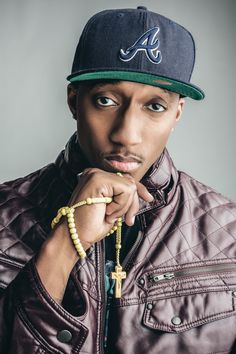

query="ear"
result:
[175,97,185,123]
[67,84,77,120]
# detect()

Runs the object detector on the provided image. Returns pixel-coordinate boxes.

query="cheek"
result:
[145,121,172,144]
[144,124,173,160]
[77,116,110,153]
[77,117,94,155]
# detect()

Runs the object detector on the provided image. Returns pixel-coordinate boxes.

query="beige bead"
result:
[86,197,92,205]
[77,249,85,257]
[70,228,77,234]
[77,247,86,256]
[67,217,74,223]
[73,238,81,245]
[76,243,83,250]
[67,212,74,218]
[61,208,67,216]
[116,172,123,177]
[68,222,76,228]
[71,233,78,240]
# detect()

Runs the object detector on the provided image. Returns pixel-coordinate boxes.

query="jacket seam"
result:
[110,286,236,307]
[15,301,62,353]
[144,309,236,332]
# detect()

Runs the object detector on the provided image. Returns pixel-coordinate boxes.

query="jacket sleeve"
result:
[0,259,88,354]
[0,169,90,352]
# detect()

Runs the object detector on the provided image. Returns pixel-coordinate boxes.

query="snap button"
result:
[232,291,236,298]
[171,316,182,325]
[138,278,145,286]
[146,303,153,310]
[57,329,72,343]
[137,6,147,10]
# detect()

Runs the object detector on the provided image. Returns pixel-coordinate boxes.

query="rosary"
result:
[106,217,126,298]
[51,173,126,298]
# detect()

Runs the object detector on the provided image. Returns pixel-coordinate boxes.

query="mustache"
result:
[101,151,144,163]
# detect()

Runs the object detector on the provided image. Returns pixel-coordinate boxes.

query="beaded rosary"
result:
[51,174,126,298]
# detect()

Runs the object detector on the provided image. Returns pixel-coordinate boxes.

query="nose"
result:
[109,104,142,147]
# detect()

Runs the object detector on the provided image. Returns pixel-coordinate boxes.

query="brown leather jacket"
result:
[0,133,236,354]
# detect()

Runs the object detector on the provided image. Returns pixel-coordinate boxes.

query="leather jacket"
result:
[0,133,235,354]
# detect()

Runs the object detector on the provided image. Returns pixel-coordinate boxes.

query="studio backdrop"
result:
[0,0,235,200]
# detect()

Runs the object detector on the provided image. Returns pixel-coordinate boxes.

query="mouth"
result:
[104,155,142,173]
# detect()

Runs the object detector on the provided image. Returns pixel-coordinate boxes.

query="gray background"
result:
[0,0,235,200]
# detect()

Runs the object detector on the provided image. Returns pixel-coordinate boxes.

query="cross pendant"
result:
[111,265,127,298]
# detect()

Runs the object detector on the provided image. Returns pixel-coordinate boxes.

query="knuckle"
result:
[85,168,104,181]
[84,167,100,175]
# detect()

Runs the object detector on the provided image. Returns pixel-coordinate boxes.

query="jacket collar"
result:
[55,132,179,216]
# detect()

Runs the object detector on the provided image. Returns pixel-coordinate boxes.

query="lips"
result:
[104,155,142,173]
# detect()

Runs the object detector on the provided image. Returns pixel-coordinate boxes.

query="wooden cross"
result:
[111,265,126,298]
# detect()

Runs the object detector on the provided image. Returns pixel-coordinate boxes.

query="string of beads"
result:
[51,197,114,259]
[51,173,125,298]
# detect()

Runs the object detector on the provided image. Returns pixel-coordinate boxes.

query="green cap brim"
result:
[68,71,205,100]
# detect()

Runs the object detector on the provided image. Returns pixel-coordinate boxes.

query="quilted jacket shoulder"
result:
[175,171,236,260]
[0,163,71,289]
[179,170,235,218]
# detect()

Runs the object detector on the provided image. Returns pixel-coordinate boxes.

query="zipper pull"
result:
[150,272,175,282]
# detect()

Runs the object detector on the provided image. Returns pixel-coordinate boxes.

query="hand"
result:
[65,168,153,249]
[35,168,153,302]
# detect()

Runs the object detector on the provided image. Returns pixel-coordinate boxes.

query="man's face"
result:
[68,81,184,181]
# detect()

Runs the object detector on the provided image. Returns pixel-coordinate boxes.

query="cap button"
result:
[137,6,147,10]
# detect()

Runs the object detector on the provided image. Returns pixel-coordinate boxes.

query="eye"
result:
[96,96,117,107]
[147,103,166,112]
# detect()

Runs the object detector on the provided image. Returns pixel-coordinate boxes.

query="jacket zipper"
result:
[149,263,236,283]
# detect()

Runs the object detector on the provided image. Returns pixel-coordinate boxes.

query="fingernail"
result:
[149,193,154,201]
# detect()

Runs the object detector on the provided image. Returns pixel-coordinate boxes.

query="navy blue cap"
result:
[67,7,205,100]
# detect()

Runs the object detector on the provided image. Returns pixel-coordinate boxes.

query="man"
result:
[0,6,235,354]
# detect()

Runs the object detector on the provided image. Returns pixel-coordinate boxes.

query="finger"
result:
[136,182,154,202]
[124,192,140,226]
[106,182,135,216]
[105,193,133,223]
[106,175,137,216]
[120,174,153,203]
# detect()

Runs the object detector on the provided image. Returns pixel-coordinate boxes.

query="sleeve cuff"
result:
[13,258,88,352]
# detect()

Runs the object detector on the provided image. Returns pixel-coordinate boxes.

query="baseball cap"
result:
[67,6,205,100]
